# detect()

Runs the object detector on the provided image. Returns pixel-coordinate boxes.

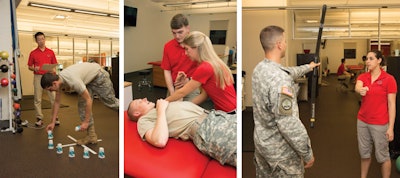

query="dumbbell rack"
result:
[0,52,22,133]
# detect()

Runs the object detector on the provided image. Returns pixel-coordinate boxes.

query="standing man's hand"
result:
[304,156,315,168]
[174,71,188,89]
[79,121,89,131]
[309,62,321,70]
[46,123,55,132]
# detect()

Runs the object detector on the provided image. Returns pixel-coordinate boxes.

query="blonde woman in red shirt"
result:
[165,31,236,113]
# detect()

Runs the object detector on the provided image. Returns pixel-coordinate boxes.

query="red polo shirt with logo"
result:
[28,47,58,75]
[357,69,397,125]
[161,39,198,82]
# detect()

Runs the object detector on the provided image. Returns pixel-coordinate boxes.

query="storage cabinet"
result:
[152,65,166,88]
[148,61,167,88]
[112,57,119,98]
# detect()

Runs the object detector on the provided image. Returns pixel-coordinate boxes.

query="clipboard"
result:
[41,64,58,72]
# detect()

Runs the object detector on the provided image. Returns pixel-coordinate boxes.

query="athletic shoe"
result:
[35,119,43,127]
[55,118,60,126]
[21,120,28,127]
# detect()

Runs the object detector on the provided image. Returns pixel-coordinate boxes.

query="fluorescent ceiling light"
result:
[28,1,118,18]
[28,2,71,12]
[54,14,68,19]
[163,3,192,7]
[109,14,119,18]
[74,9,108,16]
[305,20,318,23]
[163,0,235,8]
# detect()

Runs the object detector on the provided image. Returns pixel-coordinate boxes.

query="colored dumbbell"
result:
[1,78,9,87]
[14,110,21,117]
[0,51,9,60]
[1,64,8,73]
[13,96,20,102]
[16,127,23,133]
[13,103,20,110]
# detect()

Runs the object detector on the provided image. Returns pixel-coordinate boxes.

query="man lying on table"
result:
[127,98,236,167]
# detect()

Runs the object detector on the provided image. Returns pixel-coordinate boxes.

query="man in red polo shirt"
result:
[161,14,199,101]
[28,32,59,126]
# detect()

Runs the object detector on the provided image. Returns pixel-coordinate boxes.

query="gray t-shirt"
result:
[137,101,207,141]
[59,62,102,94]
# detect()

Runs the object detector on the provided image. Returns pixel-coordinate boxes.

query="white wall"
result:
[124,0,170,73]
[19,33,35,96]
[124,0,237,74]
[242,10,288,107]
[243,10,370,107]
[188,13,237,56]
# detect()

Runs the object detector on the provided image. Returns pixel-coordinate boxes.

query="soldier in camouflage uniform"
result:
[252,25,317,177]
[128,98,236,167]
[41,62,119,145]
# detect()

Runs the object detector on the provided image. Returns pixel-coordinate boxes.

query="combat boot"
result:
[77,125,98,145]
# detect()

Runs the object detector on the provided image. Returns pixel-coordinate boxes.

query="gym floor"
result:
[0,91,119,177]
[242,74,400,177]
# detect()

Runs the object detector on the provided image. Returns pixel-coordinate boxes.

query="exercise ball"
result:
[1,78,9,87]
[1,64,8,73]
[0,51,9,60]
[396,156,400,172]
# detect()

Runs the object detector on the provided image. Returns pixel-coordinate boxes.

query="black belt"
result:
[227,110,236,115]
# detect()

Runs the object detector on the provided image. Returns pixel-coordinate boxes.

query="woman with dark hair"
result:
[355,50,397,178]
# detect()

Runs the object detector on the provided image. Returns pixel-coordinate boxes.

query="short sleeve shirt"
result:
[59,63,102,94]
[337,63,345,75]
[161,39,198,81]
[191,62,236,112]
[137,101,207,141]
[357,69,397,125]
[28,47,58,75]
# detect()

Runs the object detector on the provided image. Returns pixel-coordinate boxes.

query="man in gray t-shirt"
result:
[41,62,119,145]
[128,98,236,167]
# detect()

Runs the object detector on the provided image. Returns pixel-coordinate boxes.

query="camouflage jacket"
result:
[252,58,314,175]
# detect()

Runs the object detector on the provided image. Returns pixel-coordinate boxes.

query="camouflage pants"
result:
[192,110,237,167]
[78,69,119,124]
[254,151,304,178]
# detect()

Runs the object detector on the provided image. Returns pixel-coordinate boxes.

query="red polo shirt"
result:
[28,47,58,75]
[337,63,345,75]
[161,39,198,82]
[192,62,236,112]
[357,69,397,125]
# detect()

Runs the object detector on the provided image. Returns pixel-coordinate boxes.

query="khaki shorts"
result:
[357,119,390,163]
